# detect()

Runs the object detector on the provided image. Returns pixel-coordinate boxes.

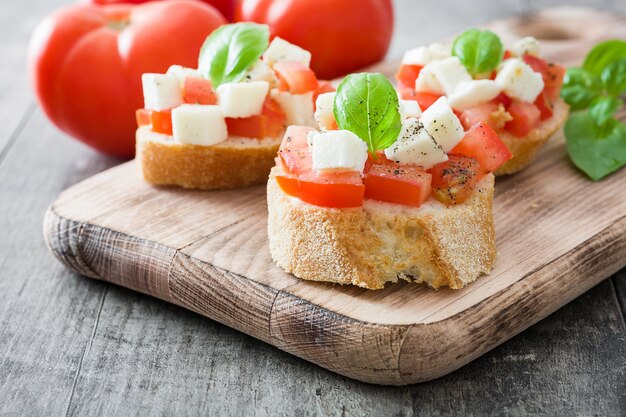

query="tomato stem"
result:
[107,19,130,31]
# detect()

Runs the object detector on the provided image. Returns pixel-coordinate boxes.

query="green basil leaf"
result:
[582,39,626,77]
[565,111,626,181]
[333,73,402,154]
[589,96,622,128]
[601,57,626,97]
[451,29,503,75]
[198,23,269,88]
[561,68,603,110]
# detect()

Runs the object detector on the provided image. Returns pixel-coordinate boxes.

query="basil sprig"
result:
[198,23,269,88]
[452,29,504,75]
[561,40,626,181]
[333,73,402,154]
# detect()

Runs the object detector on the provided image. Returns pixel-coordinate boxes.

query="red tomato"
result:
[276,171,365,208]
[451,122,512,174]
[136,109,150,127]
[396,64,422,90]
[429,155,481,205]
[364,165,432,207]
[150,109,173,136]
[28,1,226,157]
[313,81,335,107]
[491,92,512,109]
[236,0,393,79]
[278,125,315,175]
[84,0,236,21]
[414,92,442,112]
[225,97,287,139]
[534,91,553,121]
[504,101,541,137]
[522,54,565,92]
[183,77,217,105]
[459,102,500,131]
[273,61,319,94]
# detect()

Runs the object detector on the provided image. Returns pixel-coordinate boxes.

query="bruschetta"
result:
[268,72,512,290]
[396,33,568,175]
[135,23,333,190]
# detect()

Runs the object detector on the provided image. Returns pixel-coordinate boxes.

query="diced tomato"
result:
[225,97,286,139]
[278,125,315,175]
[503,50,513,60]
[273,61,319,94]
[276,170,364,208]
[451,122,513,174]
[504,101,541,137]
[150,109,173,136]
[395,64,423,89]
[534,91,554,121]
[364,150,396,173]
[313,81,335,105]
[183,77,216,105]
[429,155,481,205]
[459,102,500,131]
[413,91,442,111]
[364,165,431,207]
[136,109,150,127]
[523,54,566,95]
[491,92,512,109]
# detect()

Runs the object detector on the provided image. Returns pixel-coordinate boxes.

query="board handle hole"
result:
[512,17,579,41]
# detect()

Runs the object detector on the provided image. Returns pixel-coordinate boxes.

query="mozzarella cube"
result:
[263,37,312,67]
[402,43,450,66]
[414,64,443,94]
[314,92,336,130]
[270,89,316,127]
[399,99,422,119]
[171,104,227,146]
[495,58,544,102]
[511,36,540,57]
[448,80,502,111]
[142,73,183,111]
[419,96,464,153]
[384,118,448,169]
[244,60,278,87]
[166,65,200,86]
[431,57,472,95]
[311,130,368,173]
[216,81,270,118]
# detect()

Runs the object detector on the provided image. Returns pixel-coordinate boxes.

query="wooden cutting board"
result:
[44,8,626,385]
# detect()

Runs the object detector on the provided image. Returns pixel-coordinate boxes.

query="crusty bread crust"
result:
[495,97,569,176]
[136,126,280,190]
[267,166,496,290]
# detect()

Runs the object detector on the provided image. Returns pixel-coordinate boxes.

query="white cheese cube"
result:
[216,81,270,118]
[414,64,443,94]
[314,92,336,130]
[511,36,540,57]
[171,104,227,146]
[495,58,544,102]
[142,73,183,111]
[399,99,422,119]
[244,60,278,87]
[419,96,464,153]
[166,65,201,86]
[263,37,312,67]
[401,43,450,66]
[448,80,502,111]
[431,57,472,95]
[311,130,368,173]
[384,118,448,169]
[270,89,316,127]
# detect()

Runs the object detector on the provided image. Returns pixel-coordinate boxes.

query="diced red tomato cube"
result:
[413,91,442,112]
[364,165,431,207]
[150,109,173,136]
[313,81,335,106]
[225,97,286,139]
[459,103,500,131]
[534,91,554,121]
[523,54,566,95]
[504,101,541,137]
[451,122,513,174]
[395,64,423,89]
[276,170,364,208]
[491,92,512,109]
[273,61,319,94]
[183,77,217,105]
[136,109,150,127]
[429,155,481,205]
[278,125,316,175]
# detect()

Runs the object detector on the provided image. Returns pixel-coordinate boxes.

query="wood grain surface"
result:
[43,8,626,385]
[2,0,625,415]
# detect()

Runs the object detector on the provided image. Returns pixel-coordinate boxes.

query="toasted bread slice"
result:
[136,126,280,190]
[495,97,568,175]
[267,166,496,290]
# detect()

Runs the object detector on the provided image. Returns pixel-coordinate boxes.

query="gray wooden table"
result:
[1,0,625,416]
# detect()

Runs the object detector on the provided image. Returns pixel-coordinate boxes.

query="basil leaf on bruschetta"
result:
[451,29,503,75]
[333,73,402,154]
[582,39,626,77]
[198,22,269,87]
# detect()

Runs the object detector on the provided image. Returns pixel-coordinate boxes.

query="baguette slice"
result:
[267,166,496,290]
[495,97,569,175]
[136,126,280,190]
